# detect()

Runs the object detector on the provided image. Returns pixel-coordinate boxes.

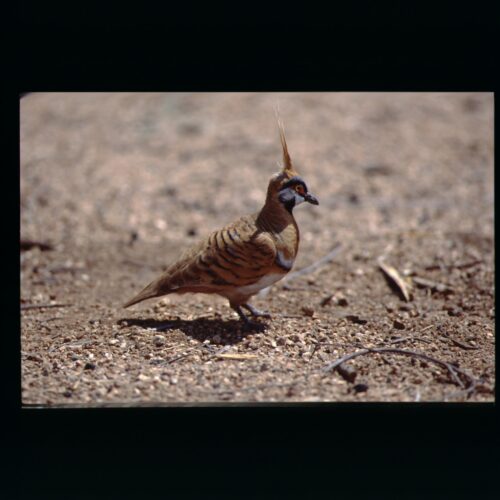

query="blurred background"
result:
[20,92,493,257]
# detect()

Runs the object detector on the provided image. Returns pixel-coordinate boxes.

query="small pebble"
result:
[353,383,368,393]
[346,315,368,325]
[393,320,405,330]
[336,364,357,383]
[337,297,348,307]
[301,306,315,317]
[320,295,334,307]
[84,362,96,370]
[153,335,166,346]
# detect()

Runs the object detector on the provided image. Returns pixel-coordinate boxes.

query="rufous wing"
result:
[123,215,277,307]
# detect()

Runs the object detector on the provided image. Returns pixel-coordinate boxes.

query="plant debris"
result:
[378,258,412,302]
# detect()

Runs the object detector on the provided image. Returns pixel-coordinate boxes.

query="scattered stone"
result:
[346,315,368,325]
[320,294,334,307]
[337,297,349,307]
[337,364,357,383]
[153,335,166,347]
[84,362,96,370]
[393,320,405,330]
[353,383,369,393]
[301,305,315,317]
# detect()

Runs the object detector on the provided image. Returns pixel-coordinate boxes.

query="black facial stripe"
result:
[281,176,308,192]
[279,189,297,213]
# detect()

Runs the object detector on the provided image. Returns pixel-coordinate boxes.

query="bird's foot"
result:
[242,303,272,318]
[233,305,266,331]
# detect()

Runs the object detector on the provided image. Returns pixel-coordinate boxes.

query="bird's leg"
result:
[242,303,272,318]
[231,304,264,330]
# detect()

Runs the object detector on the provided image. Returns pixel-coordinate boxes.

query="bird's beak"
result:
[304,193,319,205]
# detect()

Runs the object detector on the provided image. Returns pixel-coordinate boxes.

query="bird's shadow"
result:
[116,316,268,345]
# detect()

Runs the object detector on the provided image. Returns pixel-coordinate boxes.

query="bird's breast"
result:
[234,272,286,296]
[275,249,295,271]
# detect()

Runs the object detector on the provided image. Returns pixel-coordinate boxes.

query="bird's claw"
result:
[242,304,272,318]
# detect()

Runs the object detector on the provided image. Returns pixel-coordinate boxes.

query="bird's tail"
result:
[123,281,161,308]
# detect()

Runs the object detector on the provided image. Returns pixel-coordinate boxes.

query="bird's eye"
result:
[295,185,305,196]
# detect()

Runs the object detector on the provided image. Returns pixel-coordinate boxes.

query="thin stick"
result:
[386,336,432,345]
[21,303,73,310]
[322,347,479,392]
[257,244,342,299]
[163,347,201,365]
[437,335,480,351]
[424,260,483,271]
[283,243,343,283]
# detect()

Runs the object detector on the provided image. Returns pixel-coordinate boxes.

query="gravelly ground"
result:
[20,92,494,404]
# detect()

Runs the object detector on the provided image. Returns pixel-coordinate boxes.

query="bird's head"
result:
[265,115,319,213]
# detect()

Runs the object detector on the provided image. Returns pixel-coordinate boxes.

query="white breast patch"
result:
[276,250,295,270]
[236,273,285,296]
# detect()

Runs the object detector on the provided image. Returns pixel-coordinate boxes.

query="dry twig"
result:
[437,335,480,351]
[322,347,480,395]
[216,353,258,360]
[412,276,453,293]
[259,244,343,298]
[283,243,343,283]
[378,258,411,302]
[21,303,73,311]
[424,260,483,271]
[384,335,432,345]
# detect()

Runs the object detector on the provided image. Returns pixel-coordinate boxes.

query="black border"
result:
[8,2,498,498]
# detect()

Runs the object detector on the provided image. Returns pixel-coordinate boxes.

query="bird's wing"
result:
[151,215,278,294]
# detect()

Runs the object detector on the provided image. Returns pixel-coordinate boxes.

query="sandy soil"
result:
[20,92,494,404]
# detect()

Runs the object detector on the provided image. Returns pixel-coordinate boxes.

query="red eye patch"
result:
[295,185,305,196]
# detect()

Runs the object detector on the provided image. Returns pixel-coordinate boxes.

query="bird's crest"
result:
[267,105,299,195]
[275,105,294,175]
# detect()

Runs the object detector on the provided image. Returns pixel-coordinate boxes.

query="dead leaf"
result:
[378,258,411,302]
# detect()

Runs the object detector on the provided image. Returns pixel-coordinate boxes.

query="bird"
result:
[123,115,319,326]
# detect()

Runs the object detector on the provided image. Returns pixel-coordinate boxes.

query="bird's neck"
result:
[256,197,298,235]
